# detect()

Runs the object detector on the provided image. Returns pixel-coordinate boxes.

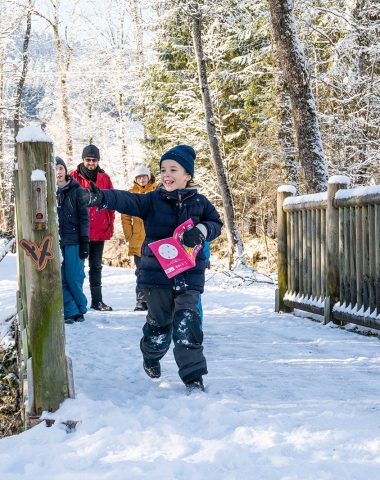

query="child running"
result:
[78,145,222,392]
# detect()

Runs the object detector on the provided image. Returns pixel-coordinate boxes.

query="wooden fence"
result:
[276,176,380,330]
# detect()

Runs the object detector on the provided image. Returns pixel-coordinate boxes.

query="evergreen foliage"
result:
[0,0,379,258]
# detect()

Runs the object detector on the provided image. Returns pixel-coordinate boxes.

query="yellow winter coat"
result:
[121,177,157,256]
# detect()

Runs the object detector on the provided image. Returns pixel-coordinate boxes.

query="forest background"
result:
[0,0,379,271]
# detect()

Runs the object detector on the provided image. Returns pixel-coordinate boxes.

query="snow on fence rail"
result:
[276,176,380,330]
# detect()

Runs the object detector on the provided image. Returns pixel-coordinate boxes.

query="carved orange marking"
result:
[19,235,54,271]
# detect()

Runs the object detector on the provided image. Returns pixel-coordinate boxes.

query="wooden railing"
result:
[276,177,380,330]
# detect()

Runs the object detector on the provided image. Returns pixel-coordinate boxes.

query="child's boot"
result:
[185,377,205,393]
[143,359,161,378]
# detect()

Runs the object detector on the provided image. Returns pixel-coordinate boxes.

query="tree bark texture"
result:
[351,0,377,179]
[16,139,69,414]
[191,11,243,264]
[52,21,73,163]
[131,0,147,143]
[6,3,33,237]
[0,45,5,232]
[275,64,298,186]
[267,0,328,193]
[118,92,128,180]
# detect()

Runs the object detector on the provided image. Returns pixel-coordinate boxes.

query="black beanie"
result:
[160,145,196,177]
[82,144,100,160]
[55,156,67,175]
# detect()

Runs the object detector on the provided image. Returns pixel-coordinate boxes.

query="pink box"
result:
[148,219,203,278]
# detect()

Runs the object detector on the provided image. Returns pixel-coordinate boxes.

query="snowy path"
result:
[1,256,380,479]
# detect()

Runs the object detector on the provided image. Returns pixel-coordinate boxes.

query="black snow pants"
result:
[140,288,207,384]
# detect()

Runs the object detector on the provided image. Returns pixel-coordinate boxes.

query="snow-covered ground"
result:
[1,254,380,479]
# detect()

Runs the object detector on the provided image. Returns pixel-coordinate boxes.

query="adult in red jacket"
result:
[70,144,115,311]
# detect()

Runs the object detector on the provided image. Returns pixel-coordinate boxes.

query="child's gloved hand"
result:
[182,225,206,247]
[79,237,89,259]
[77,181,104,207]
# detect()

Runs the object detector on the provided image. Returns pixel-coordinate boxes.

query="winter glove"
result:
[182,224,207,248]
[79,237,89,259]
[77,181,104,207]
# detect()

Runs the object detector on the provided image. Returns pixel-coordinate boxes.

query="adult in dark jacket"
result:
[77,145,223,392]
[56,157,89,323]
[70,144,115,311]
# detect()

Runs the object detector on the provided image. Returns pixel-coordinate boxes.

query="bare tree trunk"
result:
[0,45,5,232]
[52,22,73,162]
[13,1,32,141]
[131,0,147,143]
[275,65,298,185]
[118,92,128,180]
[131,0,144,65]
[352,0,374,181]
[190,7,244,267]
[267,0,328,193]
[5,2,33,236]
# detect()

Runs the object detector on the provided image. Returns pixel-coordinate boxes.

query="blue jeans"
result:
[61,244,87,318]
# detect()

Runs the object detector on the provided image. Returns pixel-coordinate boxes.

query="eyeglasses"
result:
[84,158,98,163]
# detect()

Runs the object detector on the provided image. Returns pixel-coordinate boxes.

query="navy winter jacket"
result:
[57,177,89,246]
[102,187,223,292]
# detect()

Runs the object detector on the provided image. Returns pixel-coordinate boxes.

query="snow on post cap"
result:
[277,185,297,195]
[31,169,46,181]
[16,125,52,144]
[328,175,350,186]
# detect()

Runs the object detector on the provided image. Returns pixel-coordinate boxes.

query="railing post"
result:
[325,176,350,323]
[276,185,296,312]
[16,125,71,417]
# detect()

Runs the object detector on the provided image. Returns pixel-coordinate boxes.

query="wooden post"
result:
[293,211,299,294]
[16,126,70,416]
[375,205,380,315]
[298,211,303,296]
[311,209,316,299]
[289,212,295,294]
[302,210,307,296]
[369,205,376,314]
[276,185,296,312]
[306,210,312,298]
[349,207,357,308]
[362,206,369,311]
[356,207,363,311]
[343,207,350,307]
[320,209,326,298]
[338,207,345,304]
[326,176,350,322]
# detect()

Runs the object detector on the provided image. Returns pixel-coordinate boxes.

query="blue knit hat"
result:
[160,145,196,177]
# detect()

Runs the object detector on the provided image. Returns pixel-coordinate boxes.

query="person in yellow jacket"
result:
[121,165,157,311]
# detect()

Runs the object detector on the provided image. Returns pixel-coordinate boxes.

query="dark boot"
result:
[64,316,76,324]
[134,301,148,311]
[135,288,147,311]
[91,301,113,311]
[185,377,205,393]
[143,360,161,379]
[90,286,112,311]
